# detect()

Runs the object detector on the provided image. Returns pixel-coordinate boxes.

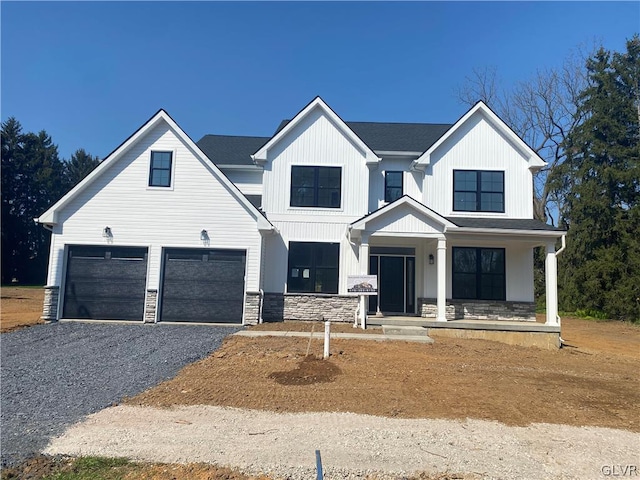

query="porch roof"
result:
[350,196,566,238]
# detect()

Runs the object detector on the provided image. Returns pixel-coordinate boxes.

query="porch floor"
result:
[367,315,561,333]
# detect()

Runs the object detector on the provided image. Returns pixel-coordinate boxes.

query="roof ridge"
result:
[199,134,271,140]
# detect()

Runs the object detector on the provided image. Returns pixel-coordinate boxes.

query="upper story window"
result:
[149,151,173,187]
[453,170,504,213]
[287,242,339,294]
[290,166,341,208]
[384,171,403,203]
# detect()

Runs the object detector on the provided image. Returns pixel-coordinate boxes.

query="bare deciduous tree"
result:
[456,45,594,224]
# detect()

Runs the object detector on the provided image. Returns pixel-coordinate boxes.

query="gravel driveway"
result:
[0,321,239,467]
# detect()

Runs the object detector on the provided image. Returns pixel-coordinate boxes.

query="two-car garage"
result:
[62,245,246,324]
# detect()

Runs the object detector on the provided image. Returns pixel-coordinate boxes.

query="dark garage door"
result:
[160,248,246,323]
[62,246,148,320]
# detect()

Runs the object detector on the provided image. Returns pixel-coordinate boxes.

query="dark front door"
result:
[160,248,246,323]
[62,246,148,321]
[369,252,416,314]
[380,256,405,312]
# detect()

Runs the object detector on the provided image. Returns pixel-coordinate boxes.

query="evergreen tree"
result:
[1,119,67,284]
[64,148,100,190]
[553,37,640,320]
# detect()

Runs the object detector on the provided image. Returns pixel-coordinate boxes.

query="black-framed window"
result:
[290,166,341,208]
[453,170,504,212]
[149,151,172,187]
[452,247,505,300]
[287,242,339,294]
[384,171,403,202]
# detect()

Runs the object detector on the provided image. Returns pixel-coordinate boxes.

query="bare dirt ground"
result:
[0,287,44,333]
[127,322,639,431]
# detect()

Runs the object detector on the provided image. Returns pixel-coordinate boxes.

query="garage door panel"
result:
[161,280,244,301]
[62,246,148,321]
[68,258,147,279]
[160,248,246,324]
[62,299,145,320]
[160,299,244,324]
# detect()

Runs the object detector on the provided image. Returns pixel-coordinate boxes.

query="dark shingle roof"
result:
[275,120,452,153]
[197,135,269,166]
[447,217,564,231]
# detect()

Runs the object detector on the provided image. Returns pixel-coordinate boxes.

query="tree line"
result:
[1,119,99,284]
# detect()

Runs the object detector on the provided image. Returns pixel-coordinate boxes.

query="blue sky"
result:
[2,1,638,160]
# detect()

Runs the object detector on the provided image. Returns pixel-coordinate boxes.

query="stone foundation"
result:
[41,286,60,322]
[263,293,358,323]
[244,292,261,326]
[418,298,536,321]
[144,289,158,323]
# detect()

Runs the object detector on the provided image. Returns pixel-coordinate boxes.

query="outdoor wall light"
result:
[200,229,209,241]
[102,226,112,238]
[429,254,435,265]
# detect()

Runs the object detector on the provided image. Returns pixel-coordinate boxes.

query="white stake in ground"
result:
[323,321,330,359]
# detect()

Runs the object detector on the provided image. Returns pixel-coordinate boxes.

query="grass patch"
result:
[45,456,134,480]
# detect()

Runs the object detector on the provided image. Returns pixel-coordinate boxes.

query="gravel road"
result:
[45,404,640,480]
[0,322,239,467]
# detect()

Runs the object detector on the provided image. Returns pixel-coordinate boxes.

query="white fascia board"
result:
[351,196,455,231]
[414,101,547,169]
[374,150,423,157]
[251,97,381,165]
[38,110,275,233]
[445,226,566,237]
[38,111,168,224]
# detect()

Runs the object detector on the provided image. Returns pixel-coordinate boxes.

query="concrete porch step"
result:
[382,325,431,337]
[368,317,429,327]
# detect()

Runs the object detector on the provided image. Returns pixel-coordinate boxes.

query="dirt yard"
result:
[0,287,44,333]
[129,319,640,432]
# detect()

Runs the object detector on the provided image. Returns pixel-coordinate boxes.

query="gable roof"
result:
[38,109,274,231]
[351,195,455,232]
[275,120,452,154]
[413,101,547,171]
[251,96,381,165]
[197,134,269,166]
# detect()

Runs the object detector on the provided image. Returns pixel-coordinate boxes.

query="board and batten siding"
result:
[261,108,370,218]
[262,221,360,295]
[423,112,535,219]
[368,157,422,211]
[47,121,263,294]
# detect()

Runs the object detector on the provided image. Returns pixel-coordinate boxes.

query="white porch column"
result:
[545,240,559,326]
[436,237,447,322]
[359,235,370,328]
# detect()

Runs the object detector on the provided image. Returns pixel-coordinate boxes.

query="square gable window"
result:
[149,151,173,187]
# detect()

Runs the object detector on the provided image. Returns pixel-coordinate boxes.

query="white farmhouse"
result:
[38,97,566,332]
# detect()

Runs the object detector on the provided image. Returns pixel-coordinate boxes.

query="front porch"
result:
[367,315,562,350]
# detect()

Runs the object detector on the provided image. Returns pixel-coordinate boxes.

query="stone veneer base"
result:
[418,298,536,321]
[41,286,60,322]
[263,293,358,323]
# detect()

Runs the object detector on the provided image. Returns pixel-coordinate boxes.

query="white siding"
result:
[368,158,421,211]
[48,121,263,295]
[366,203,445,235]
[423,112,534,219]
[262,108,370,218]
[262,221,359,295]
[222,169,263,195]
